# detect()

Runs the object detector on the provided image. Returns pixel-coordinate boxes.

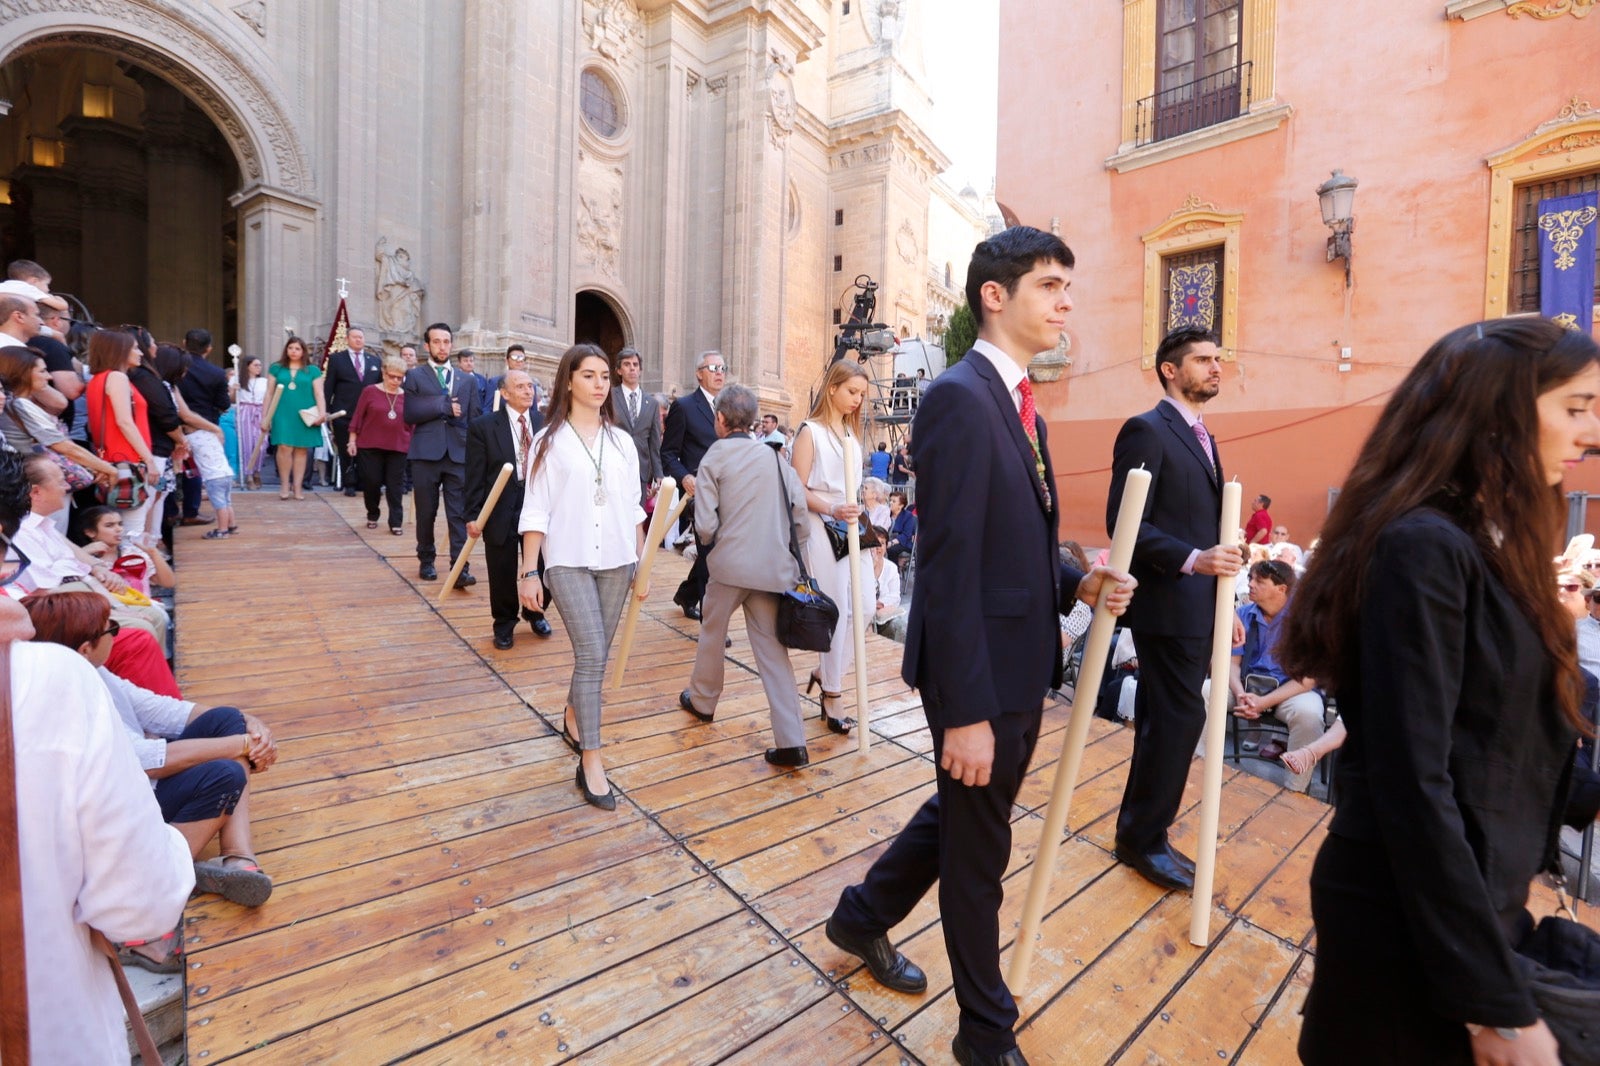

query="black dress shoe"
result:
[682,602,702,621]
[679,689,713,722]
[1114,842,1195,892]
[530,616,553,638]
[764,746,809,767]
[953,1033,1029,1066]
[1165,841,1195,875]
[493,633,514,650]
[575,764,616,811]
[343,488,358,497]
[419,562,438,581]
[453,570,477,589]
[824,915,927,994]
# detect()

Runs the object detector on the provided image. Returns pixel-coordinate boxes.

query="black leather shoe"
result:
[679,690,713,722]
[953,1033,1029,1066]
[575,764,616,811]
[418,562,438,581]
[682,602,702,621]
[1114,842,1195,892]
[764,746,809,767]
[1165,841,1195,875]
[343,488,358,497]
[824,915,927,994]
[453,569,477,589]
[530,616,553,638]
[493,633,514,650]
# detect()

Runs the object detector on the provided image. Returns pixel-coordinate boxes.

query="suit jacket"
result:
[176,355,231,424]
[661,389,717,481]
[694,434,809,593]
[613,385,663,485]
[403,363,479,464]
[1106,399,1223,639]
[900,350,1084,727]
[325,349,383,418]
[466,406,543,545]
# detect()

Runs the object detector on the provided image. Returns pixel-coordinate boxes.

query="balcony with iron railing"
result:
[1134,60,1252,148]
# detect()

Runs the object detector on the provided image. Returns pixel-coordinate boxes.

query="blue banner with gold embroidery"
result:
[1538,191,1597,333]
[1167,261,1218,332]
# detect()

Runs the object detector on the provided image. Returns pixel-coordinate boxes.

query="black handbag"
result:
[1515,885,1600,1064]
[772,450,839,652]
[822,517,880,560]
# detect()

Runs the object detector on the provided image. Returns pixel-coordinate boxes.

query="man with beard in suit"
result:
[467,369,551,648]
[324,326,382,495]
[405,322,480,587]
[611,346,662,506]
[661,350,724,620]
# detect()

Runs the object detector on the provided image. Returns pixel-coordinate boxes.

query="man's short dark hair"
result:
[423,322,452,342]
[506,343,526,356]
[717,383,757,429]
[616,346,641,365]
[0,449,30,537]
[184,328,212,356]
[1256,494,1272,509]
[1153,326,1218,390]
[1249,559,1295,589]
[964,226,1075,329]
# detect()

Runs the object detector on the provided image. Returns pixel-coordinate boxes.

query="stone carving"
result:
[706,74,728,97]
[584,0,642,61]
[896,219,919,266]
[0,0,312,195]
[1507,0,1595,16]
[766,49,796,147]
[686,69,701,97]
[232,0,265,37]
[576,156,625,277]
[374,237,425,336]
[1168,193,1219,219]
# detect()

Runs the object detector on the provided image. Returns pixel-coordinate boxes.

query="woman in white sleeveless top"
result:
[790,360,872,734]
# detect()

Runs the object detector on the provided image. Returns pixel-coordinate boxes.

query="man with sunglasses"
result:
[661,351,726,620]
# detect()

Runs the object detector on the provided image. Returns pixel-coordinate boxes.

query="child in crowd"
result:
[186,424,237,538]
[71,505,176,596]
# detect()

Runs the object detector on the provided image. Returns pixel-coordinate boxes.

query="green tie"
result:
[434,365,449,390]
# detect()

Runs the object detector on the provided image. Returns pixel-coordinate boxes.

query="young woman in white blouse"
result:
[517,343,647,811]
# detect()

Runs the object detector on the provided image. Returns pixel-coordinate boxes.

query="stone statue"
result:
[374,237,425,336]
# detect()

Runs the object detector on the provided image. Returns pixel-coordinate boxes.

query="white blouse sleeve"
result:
[519,427,554,535]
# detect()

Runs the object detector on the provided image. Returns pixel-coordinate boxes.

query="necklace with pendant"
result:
[575,425,607,505]
[384,389,399,420]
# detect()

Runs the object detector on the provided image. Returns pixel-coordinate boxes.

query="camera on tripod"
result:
[831,274,897,364]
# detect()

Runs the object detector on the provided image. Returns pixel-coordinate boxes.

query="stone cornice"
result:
[1445,0,1510,18]
[829,109,950,173]
[1105,102,1292,174]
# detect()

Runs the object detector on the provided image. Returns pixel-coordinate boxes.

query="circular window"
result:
[580,69,623,139]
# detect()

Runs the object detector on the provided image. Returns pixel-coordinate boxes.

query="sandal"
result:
[390,527,404,536]
[193,853,273,907]
[118,927,184,974]
[819,691,855,736]
[228,526,240,534]
[202,528,231,540]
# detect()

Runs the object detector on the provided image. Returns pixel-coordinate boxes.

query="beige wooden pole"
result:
[1189,478,1244,947]
[246,386,283,476]
[437,463,513,604]
[1008,465,1150,991]
[843,437,872,753]
[607,478,679,690]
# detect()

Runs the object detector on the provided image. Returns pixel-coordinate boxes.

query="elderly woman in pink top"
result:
[346,355,414,533]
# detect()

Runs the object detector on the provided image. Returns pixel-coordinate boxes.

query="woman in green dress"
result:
[263,336,328,500]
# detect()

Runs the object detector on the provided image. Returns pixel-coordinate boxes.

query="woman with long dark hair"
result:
[84,328,161,544]
[517,343,646,810]
[1280,317,1598,1066]
[790,359,871,734]
[232,356,267,489]
[262,336,327,500]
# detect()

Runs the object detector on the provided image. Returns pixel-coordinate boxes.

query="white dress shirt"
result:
[970,337,1026,412]
[13,511,91,591]
[509,408,534,480]
[518,421,647,569]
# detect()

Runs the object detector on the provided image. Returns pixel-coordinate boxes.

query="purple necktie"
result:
[1192,418,1215,468]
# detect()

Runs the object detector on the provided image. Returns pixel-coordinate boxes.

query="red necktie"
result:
[1017,377,1050,509]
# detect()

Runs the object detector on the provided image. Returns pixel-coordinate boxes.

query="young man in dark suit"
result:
[611,346,663,506]
[404,322,480,587]
[323,326,383,495]
[660,350,724,619]
[1105,326,1243,892]
[466,369,550,648]
[826,227,1136,1066]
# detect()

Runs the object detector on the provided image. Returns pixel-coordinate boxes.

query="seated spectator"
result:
[0,346,117,507]
[22,589,279,925]
[1555,565,1600,830]
[865,526,901,627]
[1281,715,1347,782]
[13,452,171,652]
[1268,523,1304,570]
[71,504,176,595]
[1058,541,1092,648]
[861,476,891,531]
[1229,559,1325,791]
[1582,573,1600,682]
[885,488,916,571]
[4,570,193,1060]
[1236,543,1271,603]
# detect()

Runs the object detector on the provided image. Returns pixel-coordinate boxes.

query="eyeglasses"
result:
[1558,583,1583,593]
[95,619,121,642]
[700,364,727,374]
[1583,562,1600,570]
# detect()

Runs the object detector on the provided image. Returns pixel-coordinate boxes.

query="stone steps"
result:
[125,964,184,1065]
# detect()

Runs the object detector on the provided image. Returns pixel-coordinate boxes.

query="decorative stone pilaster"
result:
[229,185,318,363]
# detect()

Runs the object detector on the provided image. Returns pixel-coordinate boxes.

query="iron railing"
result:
[1133,61,1251,147]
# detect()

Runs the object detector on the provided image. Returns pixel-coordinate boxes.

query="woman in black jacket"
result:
[1281,317,1598,1066]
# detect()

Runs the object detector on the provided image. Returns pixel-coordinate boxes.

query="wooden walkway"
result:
[172,489,1593,1065]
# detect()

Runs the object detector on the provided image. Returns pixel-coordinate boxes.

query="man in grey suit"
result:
[677,384,813,767]
[404,321,481,587]
[612,346,663,504]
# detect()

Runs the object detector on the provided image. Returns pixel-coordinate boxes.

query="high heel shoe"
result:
[560,707,581,753]
[806,670,822,695]
[819,691,855,735]
[575,763,617,811]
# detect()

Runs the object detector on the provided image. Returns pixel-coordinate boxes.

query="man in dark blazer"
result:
[404,321,481,587]
[466,369,551,648]
[323,326,383,495]
[826,228,1134,1066]
[612,346,663,504]
[1105,326,1243,893]
[176,328,231,524]
[660,350,725,619]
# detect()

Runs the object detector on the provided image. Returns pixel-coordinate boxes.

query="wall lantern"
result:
[1316,169,1358,286]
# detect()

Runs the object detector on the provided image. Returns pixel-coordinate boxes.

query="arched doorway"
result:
[574,290,627,358]
[0,49,238,343]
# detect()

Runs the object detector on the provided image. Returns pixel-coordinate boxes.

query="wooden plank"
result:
[1237,954,1313,1066]
[714,992,892,1066]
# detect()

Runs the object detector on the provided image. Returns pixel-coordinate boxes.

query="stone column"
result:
[141,80,225,344]
[229,185,319,365]
[60,116,146,327]
[11,165,81,300]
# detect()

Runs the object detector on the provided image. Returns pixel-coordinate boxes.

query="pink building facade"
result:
[996,0,1600,545]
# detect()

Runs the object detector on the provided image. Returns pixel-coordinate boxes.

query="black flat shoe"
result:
[453,570,477,589]
[764,746,809,767]
[1114,841,1195,892]
[953,1033,1030,1066]
[682,603,702,621]
[575,764,616,811]
[824,915,927,994]
[679,689,713,722]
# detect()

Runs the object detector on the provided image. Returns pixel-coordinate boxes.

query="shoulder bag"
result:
[92,378,150,510]
[772,448,839,652]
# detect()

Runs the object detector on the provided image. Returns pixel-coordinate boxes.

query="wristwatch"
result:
[520,571,541,580]
[1466,1023,1519,1041]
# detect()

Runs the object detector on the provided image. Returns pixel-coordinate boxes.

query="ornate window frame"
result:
[1141,198,1242,369]
[1116,0,1280,152]
[1482,106,1600,324]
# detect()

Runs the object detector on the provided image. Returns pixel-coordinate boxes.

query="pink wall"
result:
[996,1,1600,545]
